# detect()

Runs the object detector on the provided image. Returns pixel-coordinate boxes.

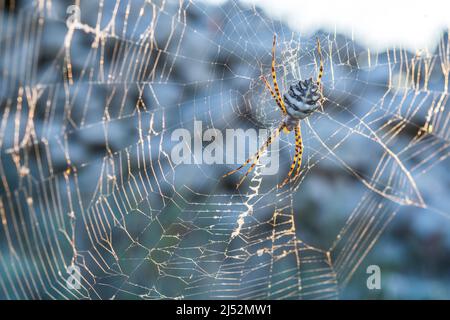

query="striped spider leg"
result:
[222,122,285,189]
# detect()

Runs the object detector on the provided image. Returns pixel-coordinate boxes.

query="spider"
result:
[223,34,324,189]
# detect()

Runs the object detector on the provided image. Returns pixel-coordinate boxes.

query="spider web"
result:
[1,0,450,300]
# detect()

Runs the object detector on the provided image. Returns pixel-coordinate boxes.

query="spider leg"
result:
[235,125,283,189]
[235,143,269,189]
[222,156,252,178]
[315,38,325,112]
[223,124,284,189]
[261,75,286,116]
[316,37,324,86]
[277,124,302,188]
[292,123,304,182]
[270,34,287,115]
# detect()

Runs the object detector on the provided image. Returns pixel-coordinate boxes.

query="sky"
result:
[202,0,450,51]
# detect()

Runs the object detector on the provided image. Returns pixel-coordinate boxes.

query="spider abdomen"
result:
[283,78,321,121]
